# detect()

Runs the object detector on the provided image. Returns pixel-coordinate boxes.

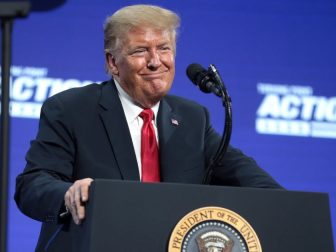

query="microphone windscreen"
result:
[186,63,206,85]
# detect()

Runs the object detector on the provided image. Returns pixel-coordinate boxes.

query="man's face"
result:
[107,27,175,108]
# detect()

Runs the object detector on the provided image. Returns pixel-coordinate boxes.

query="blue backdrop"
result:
[5,0,335,251]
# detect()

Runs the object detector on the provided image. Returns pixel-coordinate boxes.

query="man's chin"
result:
[142,90,169,107]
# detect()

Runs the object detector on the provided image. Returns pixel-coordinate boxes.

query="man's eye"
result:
[131,48,146,54]
[160,46,171,51]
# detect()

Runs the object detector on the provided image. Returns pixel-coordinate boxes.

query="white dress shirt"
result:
[114,80,159,179]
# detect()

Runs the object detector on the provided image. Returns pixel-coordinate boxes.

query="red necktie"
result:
[139,109,160,182]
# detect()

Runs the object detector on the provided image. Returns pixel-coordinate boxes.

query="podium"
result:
[58,180,334,251]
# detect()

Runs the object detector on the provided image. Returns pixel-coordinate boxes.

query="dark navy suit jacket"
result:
[15,80,281,251]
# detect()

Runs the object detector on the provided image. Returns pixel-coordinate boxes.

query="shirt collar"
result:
[114,79,160,124]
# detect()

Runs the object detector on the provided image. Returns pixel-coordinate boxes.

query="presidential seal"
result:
[168,207,262,252]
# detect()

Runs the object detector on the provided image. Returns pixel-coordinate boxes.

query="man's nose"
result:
[147,50,161,69]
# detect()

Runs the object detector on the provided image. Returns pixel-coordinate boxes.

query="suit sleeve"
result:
[202,107,282,189]
[14,95,74,223]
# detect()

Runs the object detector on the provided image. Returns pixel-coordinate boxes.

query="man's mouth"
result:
[141,71,167,79]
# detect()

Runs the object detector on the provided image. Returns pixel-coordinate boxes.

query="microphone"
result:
[186,63,222,97]
[186,62,233,184]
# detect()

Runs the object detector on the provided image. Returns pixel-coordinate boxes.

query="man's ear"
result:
[106,53,119,75]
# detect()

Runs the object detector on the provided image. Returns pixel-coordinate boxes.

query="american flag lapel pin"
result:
[171,118,179,126]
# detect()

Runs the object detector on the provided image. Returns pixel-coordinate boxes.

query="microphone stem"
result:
[202,71,232,184]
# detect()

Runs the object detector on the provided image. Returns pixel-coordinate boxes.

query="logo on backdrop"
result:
[256,83,336,139]
[0,65,93,119]
[168,206,262,252]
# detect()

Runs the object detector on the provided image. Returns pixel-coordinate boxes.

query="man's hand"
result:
[64,178,93,225]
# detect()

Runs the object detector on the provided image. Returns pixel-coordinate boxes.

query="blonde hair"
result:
[104,5,180,72]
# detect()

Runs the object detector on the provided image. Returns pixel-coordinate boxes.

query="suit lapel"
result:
[98,80,140,181]
[157,98,182,178]
[158,99,176,147]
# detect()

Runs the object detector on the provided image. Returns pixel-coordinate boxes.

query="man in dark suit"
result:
[15,4,281,251]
